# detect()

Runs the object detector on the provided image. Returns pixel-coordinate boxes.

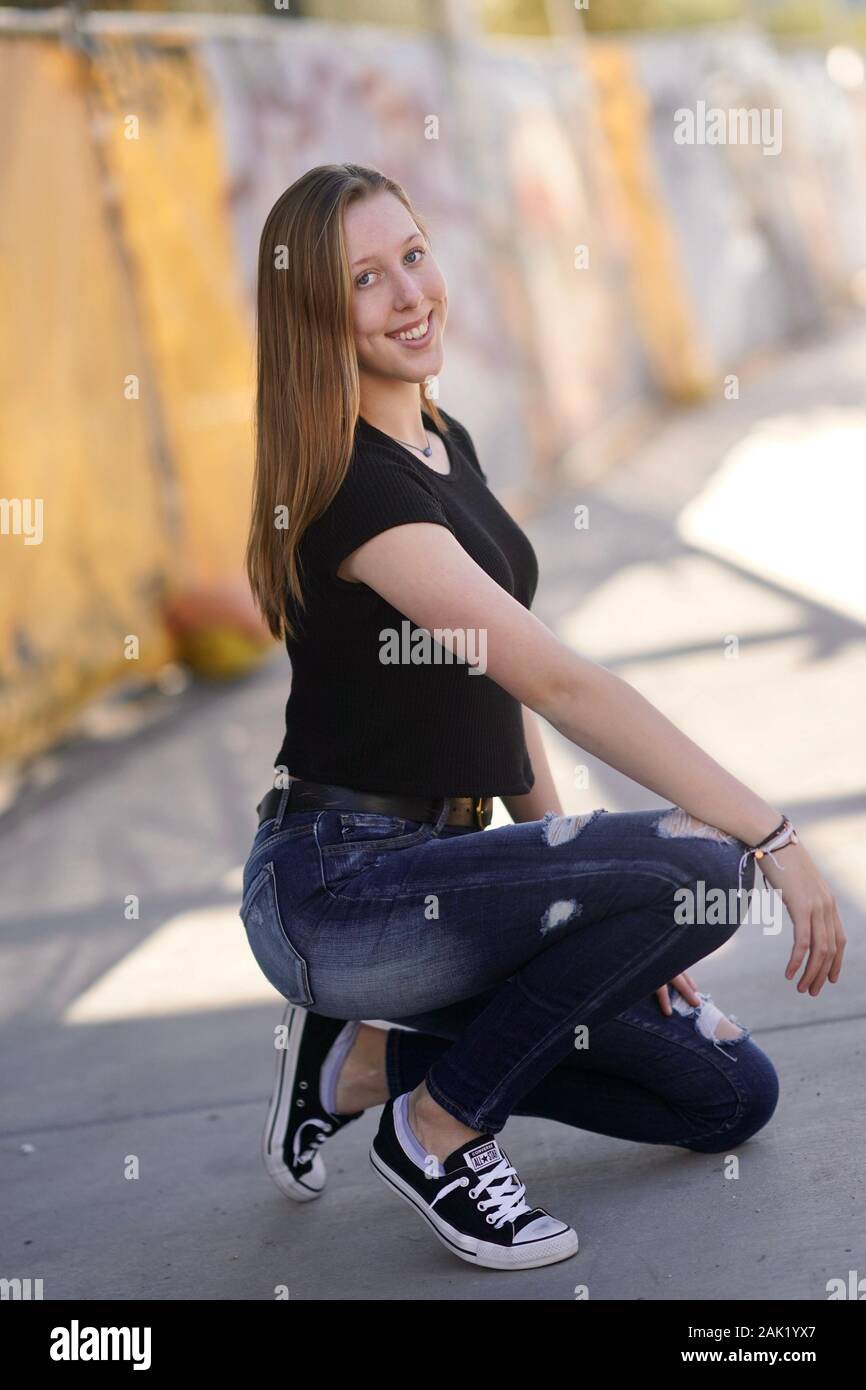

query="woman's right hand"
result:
[755,839,846,995]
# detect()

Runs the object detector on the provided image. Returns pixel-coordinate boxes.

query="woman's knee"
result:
[655,811,755,937]
[683,1046,780,1153]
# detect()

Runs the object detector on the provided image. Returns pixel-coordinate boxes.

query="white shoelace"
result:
[292,1118,333,1167]
[432,1156,533,1229]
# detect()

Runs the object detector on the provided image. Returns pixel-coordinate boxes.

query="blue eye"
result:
[355,247,426,289]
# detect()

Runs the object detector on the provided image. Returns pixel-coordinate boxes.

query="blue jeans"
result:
[239,792,779,1142]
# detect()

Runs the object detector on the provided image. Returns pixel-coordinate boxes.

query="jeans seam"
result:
[466,912,731,1131]
[316,863,683,907]
[614,1013,751,1120]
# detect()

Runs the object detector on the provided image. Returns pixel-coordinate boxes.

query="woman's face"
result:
[344,190,448,385]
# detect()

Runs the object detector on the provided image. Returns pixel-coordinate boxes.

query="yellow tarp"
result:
[0,39,172,761]
[89,35,255,587]
[587,42,714,400]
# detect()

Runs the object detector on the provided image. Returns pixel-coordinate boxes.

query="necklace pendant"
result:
[422,445,432,457]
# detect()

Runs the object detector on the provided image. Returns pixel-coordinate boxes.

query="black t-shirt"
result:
[273,406,539,798]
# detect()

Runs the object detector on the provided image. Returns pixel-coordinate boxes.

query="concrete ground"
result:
[2,320,865,1301]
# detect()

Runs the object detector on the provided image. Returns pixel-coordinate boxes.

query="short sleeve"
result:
[303,447,457,582]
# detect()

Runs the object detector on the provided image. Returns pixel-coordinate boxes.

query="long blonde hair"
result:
[246,163,447,642]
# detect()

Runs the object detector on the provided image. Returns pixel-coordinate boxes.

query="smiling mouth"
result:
[386,308,434,346]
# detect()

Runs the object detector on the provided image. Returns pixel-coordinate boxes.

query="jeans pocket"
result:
[338,811,429,850]
[315,811,434,900]
[239,860,315,1007]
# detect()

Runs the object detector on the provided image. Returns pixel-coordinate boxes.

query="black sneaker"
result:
[370,1096,578,1270]
[262,1004,364,1202]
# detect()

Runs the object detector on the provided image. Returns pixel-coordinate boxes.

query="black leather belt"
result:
[256,778,493,830]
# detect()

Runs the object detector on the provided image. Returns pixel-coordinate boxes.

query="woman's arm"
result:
[502,706,564,823]
[337,521,846,993]
[340,521,781,843]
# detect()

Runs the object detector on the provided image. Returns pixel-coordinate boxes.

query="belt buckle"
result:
[473,796,487,830]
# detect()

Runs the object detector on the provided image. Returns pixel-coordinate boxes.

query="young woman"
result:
[241,163,845,1272]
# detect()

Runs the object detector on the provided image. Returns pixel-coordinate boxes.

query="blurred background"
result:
[1,0,864,1301]
[3,0,866,765]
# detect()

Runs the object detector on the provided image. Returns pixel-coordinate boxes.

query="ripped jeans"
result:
[239,795,780,1140]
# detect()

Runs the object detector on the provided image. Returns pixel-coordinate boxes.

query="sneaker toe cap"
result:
[514,1212,572,1243]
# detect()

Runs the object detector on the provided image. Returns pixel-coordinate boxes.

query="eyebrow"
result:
[351,232,420,270]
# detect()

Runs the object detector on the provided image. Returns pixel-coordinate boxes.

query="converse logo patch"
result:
[465,1140,502,1173]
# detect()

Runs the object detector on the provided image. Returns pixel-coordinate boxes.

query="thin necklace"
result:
[392,430,432,458]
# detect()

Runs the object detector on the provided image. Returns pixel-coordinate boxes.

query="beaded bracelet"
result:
[737,815,799,900]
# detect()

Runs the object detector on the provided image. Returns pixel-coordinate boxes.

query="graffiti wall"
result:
[1,14,865,762]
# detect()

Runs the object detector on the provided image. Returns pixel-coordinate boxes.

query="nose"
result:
[392,267,424,308]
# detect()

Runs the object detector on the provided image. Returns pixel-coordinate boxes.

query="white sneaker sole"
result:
[369,1144,578,1270]
[261,1006,326,1202]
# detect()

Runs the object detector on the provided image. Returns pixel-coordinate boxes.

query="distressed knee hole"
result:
[656,806,737,845]
[542,808,604,847]
[670,989,749,1050]
[540,898,581,934]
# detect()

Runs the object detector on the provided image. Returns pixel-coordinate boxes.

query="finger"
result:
[785,910,811,981]
[798,908,829,994]
[807,905,836,996]
[656,985,671,1015]
[674,972,702,1007]
[828,905,846,984]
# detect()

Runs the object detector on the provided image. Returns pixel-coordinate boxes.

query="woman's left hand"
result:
[656,971,702,1016]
